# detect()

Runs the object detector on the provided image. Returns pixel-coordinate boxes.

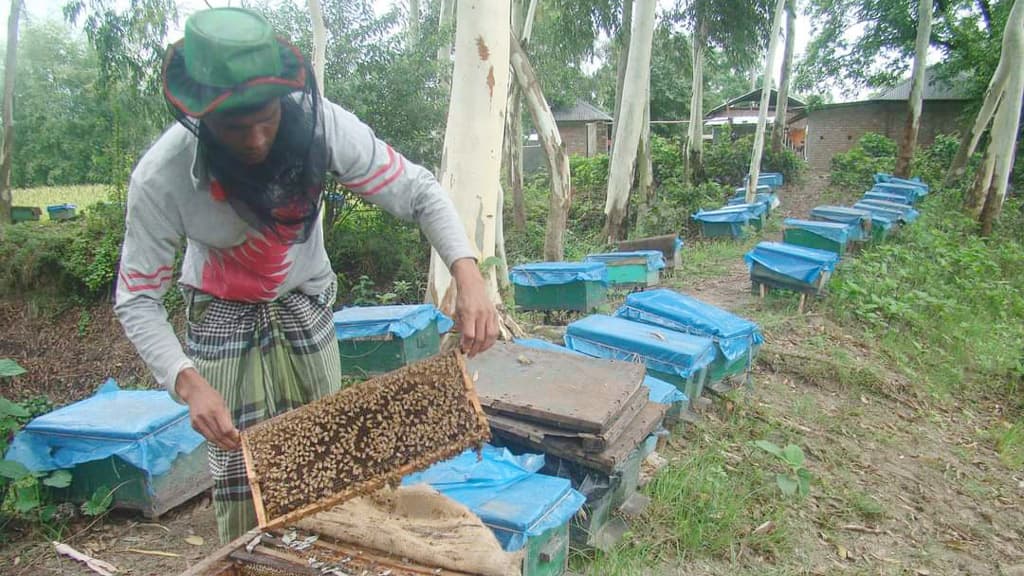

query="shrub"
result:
[828,133,898,192]
[703,129,807,187]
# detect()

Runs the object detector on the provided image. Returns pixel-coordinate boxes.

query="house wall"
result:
[796,100,966,172]
[559,121,610,157]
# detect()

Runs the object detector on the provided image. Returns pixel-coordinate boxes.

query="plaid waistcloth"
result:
[184,282,343,543]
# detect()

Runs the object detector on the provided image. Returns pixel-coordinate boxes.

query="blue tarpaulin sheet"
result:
[755,172,784,188]
[333,304,453,341]
[585,250,666,271]
[733,185,772,197]
[863,191,912,205]
[5,379,205,479]
[513,338,687,405]
[809,206,872,242]
[613,289,763,363]
[870,182,926,202]
[874,173,929,193]
[693,205,762,223]
[729,191,780,210]
[744,242,839,285]
[854,202,909,224]
[402,445,585,552]
[857,199,920,223]
[565,315,715,380]
[509,262,608,287]
[783,218,852,244]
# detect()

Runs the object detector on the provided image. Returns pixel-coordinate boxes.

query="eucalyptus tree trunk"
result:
[612,0,634,150]
[436,0,455,63]
[746,0,787,202]
[0,0,22,225]
[771,0,796,155]
[894,0,934,178]
[686,12,707,183]
[426,0,511,329]
[604,0,656,241]
[510,34,570,261]
[506,0,538,232]
[635,93,654,236]
[308,0,326,95]
[408,0,420,46]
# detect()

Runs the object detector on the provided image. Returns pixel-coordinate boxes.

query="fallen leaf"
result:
[185,535,205,546]
[835,543,850,560]
[753,520,776,535]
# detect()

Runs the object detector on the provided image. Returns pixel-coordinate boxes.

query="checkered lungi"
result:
[184,282,342,543]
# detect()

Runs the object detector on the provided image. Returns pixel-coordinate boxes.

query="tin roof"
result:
[551,100,613,122]
[870,68,970,101]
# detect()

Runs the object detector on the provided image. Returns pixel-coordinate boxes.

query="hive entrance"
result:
[241,350,489,529]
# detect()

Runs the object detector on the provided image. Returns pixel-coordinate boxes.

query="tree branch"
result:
[977,0,994,32]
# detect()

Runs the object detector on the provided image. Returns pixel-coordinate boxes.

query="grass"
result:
[674,236,759,282]
[993,419,1024,470]
[11,185,108,220]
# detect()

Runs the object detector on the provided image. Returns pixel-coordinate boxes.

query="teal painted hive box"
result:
[693,204,766,239]
[46,203,77,220]
[402,446,585,576]
[11,206,41,223]
[782,218,852,257]
[615,234,684,273]
[744,242,839,295]
[565,315,716,407]
[332,304,452,378]
[614,289,764,390]
[511,262,608,312]
[809,205,872,244]
[584,251,665,288]
[4,379,211,519]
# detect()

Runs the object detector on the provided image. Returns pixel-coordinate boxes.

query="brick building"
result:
[704,88,808,157]
[550,100,612,157]
[788,70,971,172]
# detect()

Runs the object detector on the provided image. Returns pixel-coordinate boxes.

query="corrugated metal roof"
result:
[552,100,613,122]
[705,88,807,118]
[871,68,970,101]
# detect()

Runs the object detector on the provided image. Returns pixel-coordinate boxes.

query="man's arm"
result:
[323,100,498,355]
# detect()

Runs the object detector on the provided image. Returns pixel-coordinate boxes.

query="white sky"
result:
[1,0,855,101]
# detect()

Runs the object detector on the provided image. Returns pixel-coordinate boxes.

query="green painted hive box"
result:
[11,206,42,223]
[3,379,211,519]
[332,304,452,378]
[614,289,764,390]
[46,203,77,220]
[584,251,665,288]
[401,446,585,576]
[782,218,852,258]
[745,241,839,295]
[693,204,767,239]
[511,262,609,312]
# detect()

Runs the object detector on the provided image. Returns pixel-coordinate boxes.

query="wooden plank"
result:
[485,384,649,453]
[241,350,490,530]
[467,342,646,434]
[493,401,668,473]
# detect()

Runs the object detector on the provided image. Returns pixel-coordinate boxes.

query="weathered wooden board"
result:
[467,342,646,434]
[240,350,489,530]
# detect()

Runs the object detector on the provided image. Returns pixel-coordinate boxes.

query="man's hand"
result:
[176,368,241,451]
[451,258,499,358]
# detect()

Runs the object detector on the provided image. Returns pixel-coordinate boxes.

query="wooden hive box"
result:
[240,350,490,530]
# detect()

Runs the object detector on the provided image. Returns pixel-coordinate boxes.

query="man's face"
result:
[204,99,282,166]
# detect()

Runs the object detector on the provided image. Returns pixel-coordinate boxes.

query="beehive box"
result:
[744,242,839,296]
[693,205,766,239]
[809,205,872,244]
[332,305,452,378]
[857,198,921,223]
[510,262,608,312]
[782,218,852,257]
[46,203,77,220]
[11,206,42,223]
[615,234,683,272]
[584,251,665,289]
[240,350,490,529]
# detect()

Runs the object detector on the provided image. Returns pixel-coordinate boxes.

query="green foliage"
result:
[753,441,812,498]
[82,485,114,517]
[829,191,1024,405]
[828,133,898,191]
[994,420,1024,470]
[0,360,27,378]
[703,129,807,187]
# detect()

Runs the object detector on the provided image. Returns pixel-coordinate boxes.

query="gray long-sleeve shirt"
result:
[114,100,475,392]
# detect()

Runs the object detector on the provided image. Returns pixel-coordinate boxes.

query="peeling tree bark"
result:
[963,0,1023,217]
[612,0,634,150]
[635,92,654,236]
[771,0,796,155]
[894,0,933,178]
[426,0,511,327]
[686,12,707,183]
[510,34,570,261]
[495,180,511,293]
[605,0,656,241]
[505,0,538,232]
[0,0,22,225]
[747,0,787,202]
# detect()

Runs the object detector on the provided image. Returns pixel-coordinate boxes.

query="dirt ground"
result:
[2,175,1023,575]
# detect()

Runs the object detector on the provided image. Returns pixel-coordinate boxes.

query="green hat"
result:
[162,7,307,118]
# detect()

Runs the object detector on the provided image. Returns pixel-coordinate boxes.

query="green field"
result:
[11,185,108,220]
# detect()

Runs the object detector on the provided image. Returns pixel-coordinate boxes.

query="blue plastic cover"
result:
[674,236,684,253]
[693,205,761,223]
[613,289,764,363]
[809,205,872,224]
[752,172,784,188]
[874,173,929,193]
[402,445,584,552]
[564,315,716,379]
[857,199,920,223]
[744,242,839,284]
[870,182,926,202]
[863,191,912,205]
[4,379,205,479]
[854,202,909,224]
[333,304,453,341]
[509,261,608,287]
[585,250,666,271]
[733,185,772,197]
[783,218,852,244]
[729,191,780,211]
[512,338,687,405]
